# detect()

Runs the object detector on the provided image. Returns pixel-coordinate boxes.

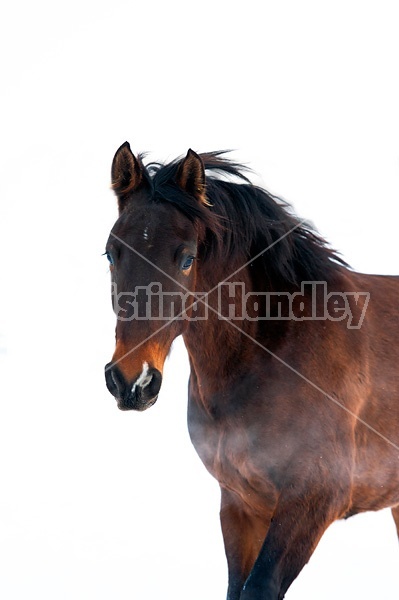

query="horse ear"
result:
[111,142,144,209]
[176,149,208,205]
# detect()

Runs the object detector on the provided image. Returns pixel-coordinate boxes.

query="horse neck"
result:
[182,257,287,397]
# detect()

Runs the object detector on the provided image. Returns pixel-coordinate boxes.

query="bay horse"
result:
[104,142,399,599]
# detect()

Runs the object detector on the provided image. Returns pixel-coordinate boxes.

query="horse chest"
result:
[188,411,277,510]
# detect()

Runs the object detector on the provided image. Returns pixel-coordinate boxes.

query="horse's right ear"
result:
[111,142,144,210]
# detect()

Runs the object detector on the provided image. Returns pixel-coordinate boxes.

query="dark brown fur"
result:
[104,142,399,599]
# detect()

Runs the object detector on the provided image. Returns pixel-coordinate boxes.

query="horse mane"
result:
[142,151,348,288]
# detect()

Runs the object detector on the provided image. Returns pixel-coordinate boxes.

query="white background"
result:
[1,1,399,598]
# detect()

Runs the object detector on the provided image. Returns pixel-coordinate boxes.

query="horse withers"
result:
[104,142,399,599]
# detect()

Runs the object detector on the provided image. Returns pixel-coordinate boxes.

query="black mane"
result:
[141,151,347,287]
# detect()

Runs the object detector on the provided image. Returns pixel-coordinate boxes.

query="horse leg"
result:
[220,488,272,600]
[392,505,399,540]
[240,490,344,600]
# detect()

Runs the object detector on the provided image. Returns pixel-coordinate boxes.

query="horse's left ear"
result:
[176,149,208,205]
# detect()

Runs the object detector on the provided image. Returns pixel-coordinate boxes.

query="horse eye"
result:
[106,252,114,266]
[181,256,194,271]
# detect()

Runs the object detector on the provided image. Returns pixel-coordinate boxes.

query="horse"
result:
[104,142,399,599]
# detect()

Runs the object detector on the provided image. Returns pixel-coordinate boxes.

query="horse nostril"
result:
[105,362,126,399]
[147,368,162,398]
[131,366,162,399]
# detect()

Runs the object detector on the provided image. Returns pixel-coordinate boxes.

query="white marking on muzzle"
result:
[131,361,151,394]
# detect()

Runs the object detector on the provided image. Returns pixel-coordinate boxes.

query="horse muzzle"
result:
[104,362,162,411]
